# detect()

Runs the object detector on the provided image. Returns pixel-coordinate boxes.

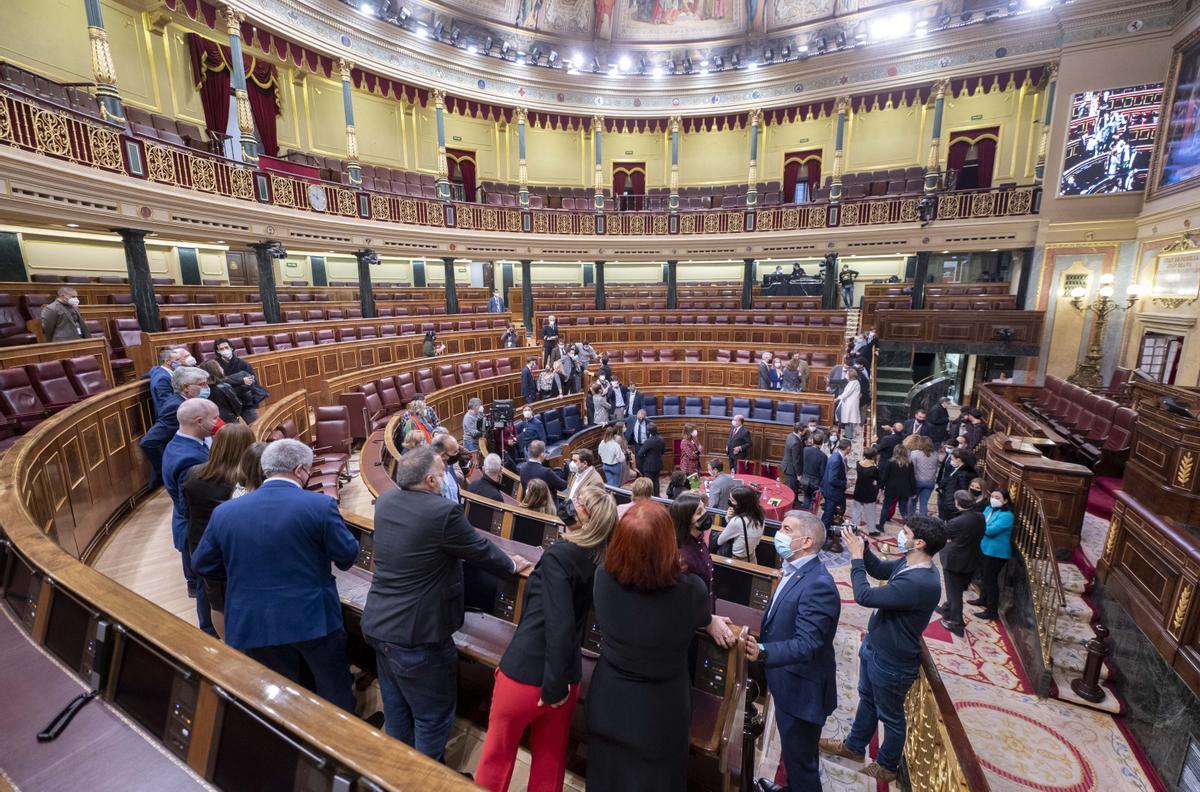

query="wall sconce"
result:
[1068,273,1141,388]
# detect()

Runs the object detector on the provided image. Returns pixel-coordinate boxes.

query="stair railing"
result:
[869,343,879,437]
[1011,483,1067,669]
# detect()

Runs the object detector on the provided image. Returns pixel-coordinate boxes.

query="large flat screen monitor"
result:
[1059,83,1163,196]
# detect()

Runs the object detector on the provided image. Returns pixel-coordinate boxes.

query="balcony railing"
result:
[0,88,1041,236]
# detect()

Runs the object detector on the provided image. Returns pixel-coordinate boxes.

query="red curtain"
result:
[188,33,231,139]
[782,151,822,202]
[612,165,645,210]
[947,127,998,190]
[245,60,279,156]
[447,148,477,201]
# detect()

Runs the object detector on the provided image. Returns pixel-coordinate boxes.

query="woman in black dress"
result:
[181,423,255,637]
[587,501,737,791]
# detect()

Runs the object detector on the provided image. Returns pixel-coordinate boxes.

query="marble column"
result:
[521,259,534,332]
[433,89,450,200]
[592,115,605,211]
[83,0,125,124]
[741,258,754,310]
[355,249,376,318]
[911,251,931,309]
[594,260,606,310]
[338,59,362,186]
[925,80,950,195]
[829,97,851,205]
[222,5,257,163]
[251,242,281,323]
[745,108,763,208]
[1035,64,1060,185]
[666,260,678,309]
[821,253,838,310]
[443,256,459,314]
[668,116,681,212]
[516,107,529,209]
[115,229,160,332]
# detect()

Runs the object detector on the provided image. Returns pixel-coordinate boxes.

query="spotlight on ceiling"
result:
[358,2,374,16]
[667,58,676,73]
[637,57,647,74]
[983,8,1001,21]
[618,54,631,71]
[414,23,428,38]
[592,55,602,72]
[731,51,741,68]
[764,47,774,63]
[397,6,410,21]
[500,40,511,55]
[711,54,724,69]
[652,62,664,77]
[814,36,826,53]
[483,36,493,53]
[449,26,460,43]
[683,56,693,74]
[780,45,791,60]
[467,43,477,54]
[747,61,757,71]
[548,50,558,65]
[432,21,444,39]
[834,31,846,48]
[529,48,542,65]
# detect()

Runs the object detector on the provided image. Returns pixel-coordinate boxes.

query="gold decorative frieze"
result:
[937,193,960,220]
[270,175,294,207]
[231,168,254,200]
[1179,451,1196,489]
[0,100,11,142]
[1007,188,1034,215]
[336,188,356,217]
[88,26,117,86]
[532,211,548,234]
[370,194,391,221]
[191,156,217,192]
[841,203,861,227]
[89,126,122,171]
[397,198,417,224]
[146,144,176,183]
[33,109,70,156]
[457,205,475,230]
[869,201,890,224]
[1172,582,1193,635]
[809,205,827,228]
[1102,512,1121,564]
[971,192,996,217]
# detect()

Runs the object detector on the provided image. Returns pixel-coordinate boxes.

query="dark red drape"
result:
[447,148,477,201]
[783,151,822,203]
[947,127,998,190]
[188,33,231,138]
[613,165,644,209]
[246,69,279,157]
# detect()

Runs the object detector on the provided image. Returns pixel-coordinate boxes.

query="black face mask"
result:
[696,512,714,532]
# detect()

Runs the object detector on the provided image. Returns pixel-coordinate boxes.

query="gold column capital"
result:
[591,114,605,133]
[221,4,244,37]
[834,96,852,116]
[432,88,446,109]
[514,106,528,125]
[345,125,359,161]
[669,115,681,133]
[338,58,353,82]
[1046,61,1060,82]
[747,107,763,126]
[235,88,254,134]
[932,79,951,100]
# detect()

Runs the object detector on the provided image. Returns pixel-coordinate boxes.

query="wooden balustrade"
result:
[862,282,1012,298]
[861,293,1016,329]
[875,309,1044,351]
[532,310,848,350]
[903,647,993,792]
[0,337,113,387]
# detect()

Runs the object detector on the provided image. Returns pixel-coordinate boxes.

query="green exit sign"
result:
[970,114,983,121]
[452,135,463,142]
[625,150,634,155]
[798,138,810,144]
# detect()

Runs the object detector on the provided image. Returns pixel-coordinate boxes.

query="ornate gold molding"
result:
[1102,512,1121,564]
[1179,451,1196,489]
[221,4,243,37]
[747,107,763,126]
[432,88,446,109]
[234,88,254,135]
[669,115,681,133]
[88,26,117,86]
[345,124,359,161]
[338,58,353,83]
[834,96,852,116]
[513,106,527,125]
[1173,582,1193,634]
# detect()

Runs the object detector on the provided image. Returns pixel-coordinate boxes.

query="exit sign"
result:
[798,138,810,144]
[970,114,983,121]
[452,135,463,141]
[625,150,634,155]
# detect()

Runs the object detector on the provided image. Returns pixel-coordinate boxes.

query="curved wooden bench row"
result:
[862,281,1011,298]
[529,313,847,349]
[9,282,487,307]
[525,296,824,312]
[0,337,114,388]
[0,381,474,790]
[860,293,1016,328]
[874,309,1044,347]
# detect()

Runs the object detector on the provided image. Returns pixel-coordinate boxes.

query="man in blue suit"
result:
[140,366,206,490]
[162,396,219,635]
[746,511,840,791]
[819,438,851,535]
[521,358,538,404]
[145,347,182,417]
[488,289,505,313]
[516,406,546,459]
[192,439,360,711]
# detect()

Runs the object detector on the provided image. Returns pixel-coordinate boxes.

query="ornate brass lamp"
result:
[1067,274,1140,388]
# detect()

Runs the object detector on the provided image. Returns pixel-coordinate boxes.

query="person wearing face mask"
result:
[936,449,976,521]
[679,423,704,476]
[936,490,986,637]
[198,359,244,424]
[212,337,267,423]
[364,446,530,759]
[745,511,840,792]
[40,286,90,342]
[634,422,665,496]
[521,358,539,404]
[516,407,546,459]
[973,489,1014,621]
[140,366,209,492]
[162,395,221,635]
[566,449,601,500]
[192,439,361,711]
[825,516,946,783]
[672,494,717,609]
[145,348,183,419]
[727,414,752,469]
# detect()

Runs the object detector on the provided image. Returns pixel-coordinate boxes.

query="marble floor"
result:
[93,454,1163,791]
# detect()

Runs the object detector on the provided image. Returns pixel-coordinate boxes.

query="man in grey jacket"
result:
[40,287,90,342]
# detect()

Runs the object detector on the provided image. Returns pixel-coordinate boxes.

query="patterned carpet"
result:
[774,511,1161,791]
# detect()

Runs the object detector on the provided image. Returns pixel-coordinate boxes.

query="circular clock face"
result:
[307,184,328,211]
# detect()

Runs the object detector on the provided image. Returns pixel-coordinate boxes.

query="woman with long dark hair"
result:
[671,493,714,607]
[715,485,765,561]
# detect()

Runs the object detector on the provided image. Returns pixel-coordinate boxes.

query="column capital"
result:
[1045,61,1059,82]
[932,79,951,100]
[591,114,605,133]
[834,96,852,116]
[669,115,682,133]
[338,58,353,82]
[514,106,528,125]
[747,107,763,126]
[112,227,149,242]
[220,4,243,37]
[432,88,446,108]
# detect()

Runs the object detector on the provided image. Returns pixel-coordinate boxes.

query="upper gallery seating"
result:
[552,312,846,328]
[0,62,102,120]
[0,357,110,448]
[1021,375,1137,472]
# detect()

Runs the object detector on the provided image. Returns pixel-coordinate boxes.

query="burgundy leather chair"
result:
[220,312,246,327]
[28,361,81,410]
[336,328,358,342]
[63,356,109,397]
[434,364,457,389]
[416,368,436,394]
[294,331,315,347]
[0,295,37,346]
[0,367,50,431]
[268,333,293,350]
[247,335,270,355]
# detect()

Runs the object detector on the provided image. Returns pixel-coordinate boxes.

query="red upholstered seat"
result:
[457,362,477,382]
[0,367,49,430]
[337,328,358,341]
[220,312,245,326]
[417,368,435,394]
[63,356,109,397]
[29,361,80,409]
[435,364,457,389]
[247,335,270,354]
[315,329,335,345]
[294,331,315,346]
[268,333,292,350]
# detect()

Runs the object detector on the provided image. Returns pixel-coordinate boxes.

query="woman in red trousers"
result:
[475,486,618,792]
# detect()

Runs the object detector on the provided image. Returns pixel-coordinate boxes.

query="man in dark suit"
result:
[625,408,650,454]
[705,459,736,510]
[467,453,506,502]
[607,375,630,420]
[927,397,951,444]
[521,358,538,404]
[635,421,665,496]
[757,352,773,390]
[903,408,932,438]
[363,447,529,759]
[780,422,805,506]
[192,439,360,711]
[516,407,546,459]
[936,449,976,521]
[747,511,841,792]
[519,440,568,495]
[145,347,182,417]
[488,289,505,313]
[875,422,905,463]
[800,430,828,511]
[727,414,752,469]
[140,365,207,490]
[819,438,851,533]
[938,490,986,636]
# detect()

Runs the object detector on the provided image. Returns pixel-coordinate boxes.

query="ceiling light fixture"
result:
[432,21,444,39]
[747,61,757,71]
[764,47,774,63]
[449,26,460,43]
[652,63,664,77]
[66,223,79,228]
[500,40,511,55]
[834,31,846,48]
[483,36,493,53]
[731,52,741,68]
[618,55,631,71]
[467,44,477,54]
[414,25,427,38]
[358,2,374,15]
[397,6,410,21]
[780,45,791,60]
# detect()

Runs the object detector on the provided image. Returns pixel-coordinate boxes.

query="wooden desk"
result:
[981,433,1092,552]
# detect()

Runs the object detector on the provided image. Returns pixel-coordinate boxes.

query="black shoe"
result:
[974,609,999,621]
[756,779,786,792]
[939,618,965,637]
[935,603,949,616]
[186,583,198,599]
[966,597,985,607]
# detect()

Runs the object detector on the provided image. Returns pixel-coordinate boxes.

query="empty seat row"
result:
[596,348,836,367]
[1024,375,1136,463]
[0,357,110,447]
[562,313,846,328]
[926,298,1017,311]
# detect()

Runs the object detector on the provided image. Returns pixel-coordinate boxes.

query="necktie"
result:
[638,422,645,443]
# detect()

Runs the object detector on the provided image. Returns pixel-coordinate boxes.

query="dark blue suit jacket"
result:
[819,450,847,496]
[521,366,537,403]
[516,419,547,456]
[139,393,183,454]
[760,557,841,724]
[192,480,359,651]
[162,433,209,551]
[146,366,174,418]
[519,459,568,495]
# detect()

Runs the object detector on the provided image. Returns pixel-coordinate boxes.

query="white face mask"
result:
[989,497,1003,509]
[67,297,80,307]
[731,419,738,427]
[896,530,909,551]
[523,411,533,420]
[184,356,197,367]
[569,461,579,473]
[218,348,233,359]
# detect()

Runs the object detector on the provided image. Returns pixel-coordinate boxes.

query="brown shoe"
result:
[818,739,865,762]
[859,763,898,782]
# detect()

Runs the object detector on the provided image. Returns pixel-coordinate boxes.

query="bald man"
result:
[162,397,220,635]
[745,511,840,791]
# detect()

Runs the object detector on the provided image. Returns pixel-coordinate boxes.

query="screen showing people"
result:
[1059,83,1163,196]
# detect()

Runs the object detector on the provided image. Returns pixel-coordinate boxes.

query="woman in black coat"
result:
[876,444,917,533]
[936,449,978,521]
[475,488,617,792]
[180,423,255,638]
[199,360,243,424]
[586,501,737,792]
